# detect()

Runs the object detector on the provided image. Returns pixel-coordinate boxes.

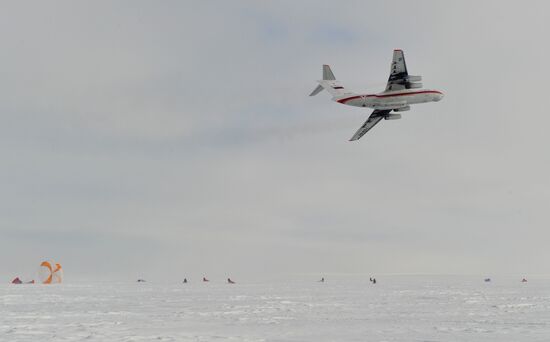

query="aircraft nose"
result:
[434,92,444,102]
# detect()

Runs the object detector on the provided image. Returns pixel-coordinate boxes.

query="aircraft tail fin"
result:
[322,65,336,80]
[310,65,355,98]
[310,65,338,96]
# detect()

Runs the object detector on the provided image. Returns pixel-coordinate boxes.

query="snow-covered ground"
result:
[1,276,550,341]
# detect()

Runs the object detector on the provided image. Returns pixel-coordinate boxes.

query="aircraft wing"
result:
[349,110,390,141]
[385,50,408,91]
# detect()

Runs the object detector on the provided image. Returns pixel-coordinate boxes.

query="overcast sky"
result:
[2,1,550,281]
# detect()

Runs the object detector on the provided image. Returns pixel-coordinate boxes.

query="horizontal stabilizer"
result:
[309,84,324,96]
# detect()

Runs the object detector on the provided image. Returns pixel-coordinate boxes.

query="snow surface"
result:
[1,276,550,341]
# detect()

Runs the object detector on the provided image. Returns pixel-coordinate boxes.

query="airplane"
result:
[309,49,444,141]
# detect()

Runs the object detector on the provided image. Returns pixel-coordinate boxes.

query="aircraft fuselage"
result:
[335,89,444,111]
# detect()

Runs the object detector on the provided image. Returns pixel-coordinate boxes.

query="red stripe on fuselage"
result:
[337,90,442,104]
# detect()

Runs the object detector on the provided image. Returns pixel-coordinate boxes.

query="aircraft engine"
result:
[384,114,402,120]
[408,82,423,89]
[407,75,422,82]
[393,106,410,112]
